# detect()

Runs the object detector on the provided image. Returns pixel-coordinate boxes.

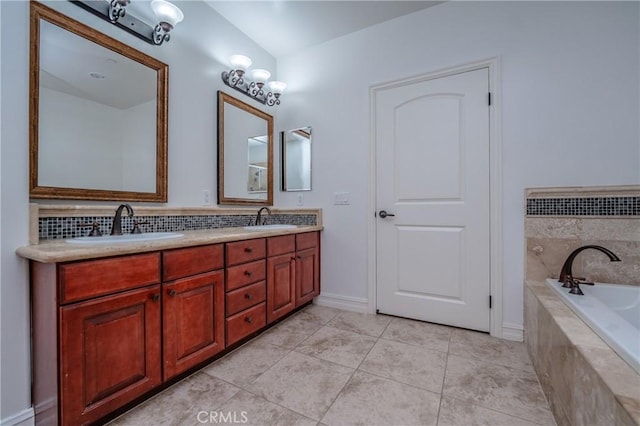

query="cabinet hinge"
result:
[488,92,492,106]
[489,295,492,309]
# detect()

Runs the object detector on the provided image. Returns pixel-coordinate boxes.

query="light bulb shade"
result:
[151,0,184,28]
[268,81,287,94]
[230,54,252,72]
[251,69,271,84]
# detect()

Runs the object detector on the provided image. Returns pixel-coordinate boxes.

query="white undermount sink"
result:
[243,224,298,231]
[66,232,184,244]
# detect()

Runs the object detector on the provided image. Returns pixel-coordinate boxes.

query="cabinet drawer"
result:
[268,235,295,256]
[226,281,266,316]
[226,260,266,291]
[296,232,318,251]
[59,253,160,304]
[226,239,266,266]
[163,244,223,281]
[226,302,266,346]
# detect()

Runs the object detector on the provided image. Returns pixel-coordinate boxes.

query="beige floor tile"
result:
[202,340,290,387]
[321,371,440,426]
[437,396,541,426]
[246,351,354,420]
[214,390,318,426]
[326,311,392,337]
[359,338,446,394]
[381,317,452,353]
[295,304,342,325]
[295,326,377,368]
[443,355,555,424]
[110,372,240,425]
[449,329,534,372]
[255,316,322,349]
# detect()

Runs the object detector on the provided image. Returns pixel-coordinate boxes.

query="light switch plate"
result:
[334,192,350,205]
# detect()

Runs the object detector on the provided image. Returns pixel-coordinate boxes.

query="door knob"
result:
[378,210,395,219]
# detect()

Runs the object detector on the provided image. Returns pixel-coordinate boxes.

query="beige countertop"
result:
[16,226,323,263]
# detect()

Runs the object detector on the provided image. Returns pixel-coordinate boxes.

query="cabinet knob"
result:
[244,270,252,277]
[245,316,253,324]
[169,289,177,297]
[244,247,253,253]
[151,294,160,301]
[244,293,253,300]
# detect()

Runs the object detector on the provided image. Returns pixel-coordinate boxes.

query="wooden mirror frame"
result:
[29,1,168,202]
[217,91,274,206]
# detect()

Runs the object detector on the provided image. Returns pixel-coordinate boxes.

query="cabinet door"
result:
[163,270,225,380]
[296,247,320,306]
[267,253,296,323]
[60,285,162,425]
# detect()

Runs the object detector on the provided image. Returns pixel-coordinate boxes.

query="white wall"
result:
[0,0,275,422]
[275,1,640,328]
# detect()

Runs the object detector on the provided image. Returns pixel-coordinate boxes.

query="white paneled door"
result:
[374,68,491,332]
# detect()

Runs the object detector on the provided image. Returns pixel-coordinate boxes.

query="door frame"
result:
[367,57,505,339]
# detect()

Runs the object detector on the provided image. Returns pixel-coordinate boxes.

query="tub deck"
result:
[525,280,640,426]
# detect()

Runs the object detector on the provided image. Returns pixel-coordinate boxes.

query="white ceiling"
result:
[204,1,442,58]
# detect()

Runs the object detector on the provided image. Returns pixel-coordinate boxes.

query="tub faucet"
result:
[558,245,621,295]
[254,207,272,226]
[110,203,135,235]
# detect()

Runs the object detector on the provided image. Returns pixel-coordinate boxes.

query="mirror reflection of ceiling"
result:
[248,135,268,148]
[39,20,156,109]
[205,1,442,58]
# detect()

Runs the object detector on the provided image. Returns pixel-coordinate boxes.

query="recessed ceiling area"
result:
[204,1,442,58]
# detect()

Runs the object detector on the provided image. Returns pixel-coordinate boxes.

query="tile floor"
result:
[110,305,555,426]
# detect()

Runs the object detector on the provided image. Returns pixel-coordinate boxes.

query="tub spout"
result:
[558,245,621,291]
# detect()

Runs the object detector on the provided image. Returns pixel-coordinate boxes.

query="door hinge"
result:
[376,309,380,314]
[489,295,492,309]
[488,92,492,106]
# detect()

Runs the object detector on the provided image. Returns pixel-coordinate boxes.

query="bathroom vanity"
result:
[18,227,321,425]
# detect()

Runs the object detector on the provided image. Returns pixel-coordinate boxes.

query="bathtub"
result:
[545,278,640,375]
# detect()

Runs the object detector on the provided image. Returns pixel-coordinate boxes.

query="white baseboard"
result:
[502,322,524,342]
[314,292,369,313]
[1,407,34,426]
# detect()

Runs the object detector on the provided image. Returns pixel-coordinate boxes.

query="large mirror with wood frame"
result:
[217,91,273,206]
[29,1,168,202]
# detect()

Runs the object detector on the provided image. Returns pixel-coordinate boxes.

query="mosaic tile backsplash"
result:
[39,214,318,240]
[526,196,639,216]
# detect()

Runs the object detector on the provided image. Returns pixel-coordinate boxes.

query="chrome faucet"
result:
[110,203,135,235]
[558,245,621,295]
[254,207,272,226]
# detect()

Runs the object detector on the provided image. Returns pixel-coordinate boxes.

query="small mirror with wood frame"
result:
[217,91,273,206]
[29,1,168,202]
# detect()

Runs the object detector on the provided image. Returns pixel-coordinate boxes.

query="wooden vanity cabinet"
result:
[295,232,321,306]
[46,253,163,425]
[266,235,297,322]
[30,231,320,425]
[60,285,162,425]
[225,239,267,345]
[266,232,321,323]
[162,244,225,380]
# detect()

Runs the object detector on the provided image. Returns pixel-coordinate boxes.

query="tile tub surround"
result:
[111,304,554,425]
[525,281,640,426]
[524,186,639,425]
[525,186,640,286]
[29,204,321,243]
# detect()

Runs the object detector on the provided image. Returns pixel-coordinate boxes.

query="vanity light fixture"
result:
[221,54,286,106]
[71,0,184,46]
